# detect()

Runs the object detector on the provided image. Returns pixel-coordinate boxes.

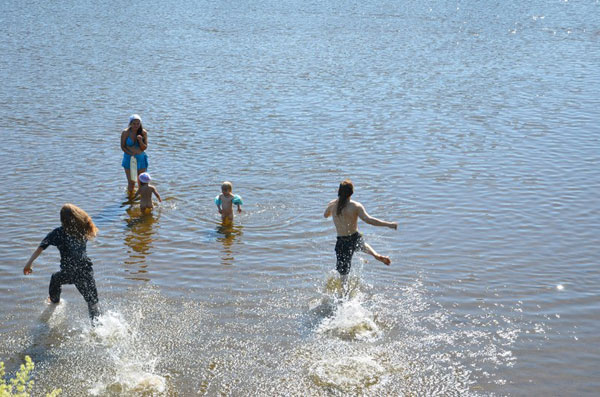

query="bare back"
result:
[325,198,395,236]
[138,185,154,209]
[327,199,360,236]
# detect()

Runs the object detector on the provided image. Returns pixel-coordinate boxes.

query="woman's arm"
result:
[121,130,135,155]
[137,130,148,151]
[23,246,44,275]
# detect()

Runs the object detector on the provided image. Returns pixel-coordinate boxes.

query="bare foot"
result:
[46,297,59,304]
[376,255,391,266]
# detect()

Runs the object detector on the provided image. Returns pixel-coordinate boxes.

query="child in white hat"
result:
[135,172,162,213]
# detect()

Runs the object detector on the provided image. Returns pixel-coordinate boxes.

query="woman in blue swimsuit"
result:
[121,114,149,194]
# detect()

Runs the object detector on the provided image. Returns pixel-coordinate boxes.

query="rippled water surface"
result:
[1,0,599,395]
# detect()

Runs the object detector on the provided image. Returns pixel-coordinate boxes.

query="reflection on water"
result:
[216,221,243,266]
[91,199,132,228]
[123,205,160,281]
[21,301,66,368]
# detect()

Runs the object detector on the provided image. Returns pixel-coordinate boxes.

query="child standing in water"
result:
[215,181,243,221]
[135,172,162,213]
[23,204,100,322]
[324,179,397,285]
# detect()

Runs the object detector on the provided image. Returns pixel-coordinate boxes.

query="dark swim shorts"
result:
[335,232,365,275]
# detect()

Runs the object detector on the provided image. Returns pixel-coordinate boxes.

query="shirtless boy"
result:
[135,172,162,212]
[215,181,243,221]
[324,179,397,280]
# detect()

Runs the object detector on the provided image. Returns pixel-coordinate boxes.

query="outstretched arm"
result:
[23,246,44,275]
[153,187,162,202]
[357,204,398,229]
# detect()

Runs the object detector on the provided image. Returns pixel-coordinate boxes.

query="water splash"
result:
[43,299,68,329]
[316,298,381,342]
[1,276,528,396]
[83,310,166,395]
[87,310,131,343]
[309,356,385,392]
[313,275,381,341]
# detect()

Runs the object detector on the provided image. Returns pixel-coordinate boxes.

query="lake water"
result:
[1,0,599,395]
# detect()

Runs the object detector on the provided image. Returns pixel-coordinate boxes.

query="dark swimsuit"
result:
[40,227,99,320]
[335,232,365,275]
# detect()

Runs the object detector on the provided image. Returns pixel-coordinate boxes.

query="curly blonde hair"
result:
[60,203,98,239]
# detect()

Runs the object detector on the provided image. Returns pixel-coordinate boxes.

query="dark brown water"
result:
[1,0,599,395]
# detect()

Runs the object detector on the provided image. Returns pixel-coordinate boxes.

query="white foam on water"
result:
[316,294,381,341]
[83,310,167,395]
[309,356,385,392]
[88,310,131,343]
[89,363,166,396]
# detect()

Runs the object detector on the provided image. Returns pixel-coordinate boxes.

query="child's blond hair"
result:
[60,203,98,239]
[221,181,233,193]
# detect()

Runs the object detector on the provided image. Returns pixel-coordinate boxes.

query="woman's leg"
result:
[124,168,135,194]
[138,168,147,186]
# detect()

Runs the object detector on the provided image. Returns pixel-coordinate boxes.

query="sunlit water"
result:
[1,0,598,395]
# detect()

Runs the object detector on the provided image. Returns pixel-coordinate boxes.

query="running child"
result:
[324,179,397,283]
[134,172,162,212]
[23,204,101,322]
[215,181,243,221]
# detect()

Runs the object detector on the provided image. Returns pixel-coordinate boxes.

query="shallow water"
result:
[1,0,599,395]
